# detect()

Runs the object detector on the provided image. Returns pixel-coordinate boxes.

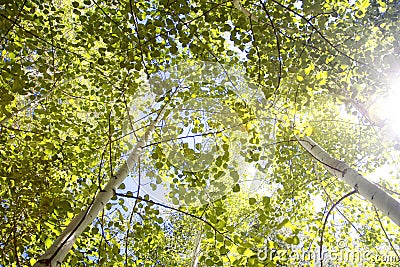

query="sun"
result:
[369,79,400,140]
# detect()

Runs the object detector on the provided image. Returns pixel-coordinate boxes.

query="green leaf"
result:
[45,238,52,249]
[205,259,214,266]
[233,184,240,192]
[98,57,105,65]
[230,170,239,182]
[262,196,270,207]
[118,183,126,189]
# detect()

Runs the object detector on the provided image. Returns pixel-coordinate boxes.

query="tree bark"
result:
[191,226,203,267]
[34,112,163,267]
[298,135,400,227]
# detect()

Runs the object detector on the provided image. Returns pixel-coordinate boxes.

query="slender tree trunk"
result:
[298,135,400,227]
[191,226,203,267]
[34,112,163,267]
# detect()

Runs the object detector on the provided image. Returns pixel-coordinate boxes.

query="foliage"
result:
[1,0,400,266]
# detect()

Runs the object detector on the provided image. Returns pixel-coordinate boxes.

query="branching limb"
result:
[319,190,357,267]
[115,193,235,244]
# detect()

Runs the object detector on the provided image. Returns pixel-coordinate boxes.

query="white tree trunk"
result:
[191,226,203,267]
[298,135,400,227]
[34,115,161,267]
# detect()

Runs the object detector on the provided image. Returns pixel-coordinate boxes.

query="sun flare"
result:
[369,80,400,138]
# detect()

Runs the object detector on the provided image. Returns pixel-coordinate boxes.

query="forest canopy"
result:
[1,0,400,266]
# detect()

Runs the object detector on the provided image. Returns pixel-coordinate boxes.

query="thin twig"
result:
[319,190,357,267]
[373,206,400,259]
